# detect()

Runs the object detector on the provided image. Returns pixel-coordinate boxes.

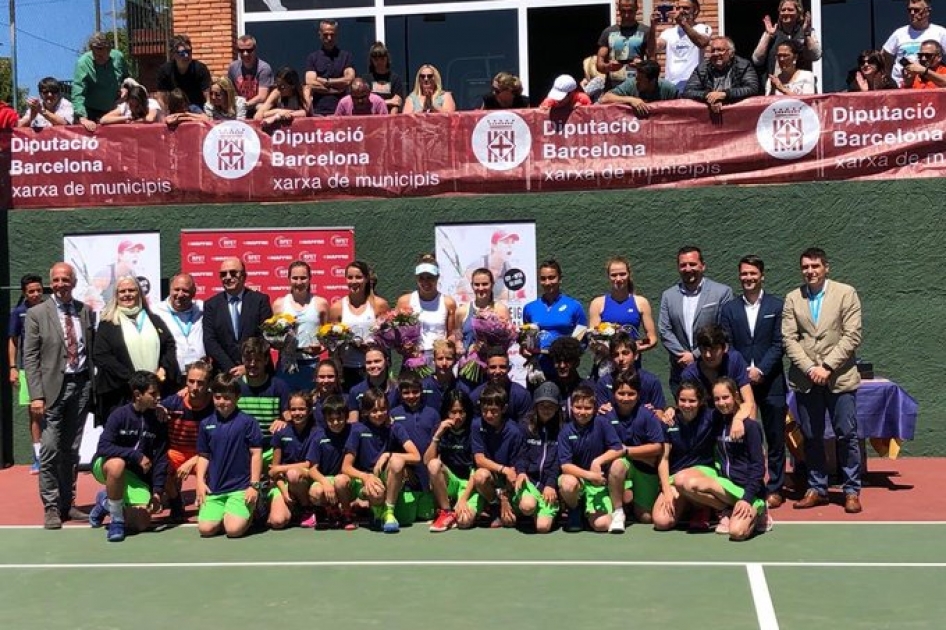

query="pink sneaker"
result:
[299,510,317,529]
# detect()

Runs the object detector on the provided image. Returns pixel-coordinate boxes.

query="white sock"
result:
[107,499,124,523]
[32,443,41,459]
[612,508,625,520]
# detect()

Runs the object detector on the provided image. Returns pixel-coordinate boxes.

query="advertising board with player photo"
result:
[64,232,162,316]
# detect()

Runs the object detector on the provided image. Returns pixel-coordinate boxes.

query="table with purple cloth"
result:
[787,378,918,459]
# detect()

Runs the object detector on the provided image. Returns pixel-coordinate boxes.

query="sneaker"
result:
[106,521,125,543]
[89,491,109,528]
[687,506,712,532]
[169,495,187,523]
[43,507,62,530]
[755,511,775,534]
[30,455,40,475]
[382,509,400,534]
[299,509,317,529]
[715,510,732,535]
[341,511,358,531]
[608,509,626,534]
[430,509,457,533]
[565,508,584,533]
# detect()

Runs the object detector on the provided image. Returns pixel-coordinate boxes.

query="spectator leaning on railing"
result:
[334,77,388,116]
[72,32,129,132]
[599,59,678,116]
[18,77,74,128]
[683,36,760,114]
[228,34,273,119]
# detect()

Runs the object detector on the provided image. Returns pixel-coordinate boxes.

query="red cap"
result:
[118,240,145,254]
[491,230,520,245]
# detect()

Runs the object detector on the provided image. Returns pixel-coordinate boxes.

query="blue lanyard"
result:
[170,309,193,338]
[133,311,147,333]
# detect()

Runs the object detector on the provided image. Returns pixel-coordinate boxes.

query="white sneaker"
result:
[262,0,288,11]
[755,511,774,534]
[715,511,731,535]
[608,509,626,534]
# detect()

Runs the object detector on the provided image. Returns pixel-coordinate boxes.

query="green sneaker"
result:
[382,509,400,534]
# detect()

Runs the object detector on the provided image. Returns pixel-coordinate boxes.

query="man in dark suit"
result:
[23,262,95,529]
[202,257,273,377]
[658,246,733,389]
[720,255,787,509]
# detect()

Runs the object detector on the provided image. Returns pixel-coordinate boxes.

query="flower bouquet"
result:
[586,322,634,380]
[262,313,300,374]
[458,310,517,382]
[317,322,354,356]
[517,323,547,386]
[371,308,431,377]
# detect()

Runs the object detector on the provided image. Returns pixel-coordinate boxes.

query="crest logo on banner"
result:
[202,121,261,179]
[756,99,820,160]
[472,112,532,171]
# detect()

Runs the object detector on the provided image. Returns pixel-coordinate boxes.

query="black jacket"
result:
[683,56,760,103]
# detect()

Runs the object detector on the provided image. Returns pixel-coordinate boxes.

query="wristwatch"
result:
[251,481,263,491]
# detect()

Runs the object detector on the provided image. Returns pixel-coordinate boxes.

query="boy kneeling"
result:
[89,371,169,542]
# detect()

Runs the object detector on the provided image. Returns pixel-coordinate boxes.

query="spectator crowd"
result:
[2,0,943,130]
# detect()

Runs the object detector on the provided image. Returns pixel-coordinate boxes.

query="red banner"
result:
[6,90,946,210]
[180,228,354,304]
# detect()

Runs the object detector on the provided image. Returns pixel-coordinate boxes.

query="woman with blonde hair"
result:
[204,76,247,120]
[751,0,821,76]
[93,276,178,423]
[403,64,456,114]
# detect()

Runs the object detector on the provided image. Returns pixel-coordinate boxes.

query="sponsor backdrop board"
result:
[180,228,355,304]
[9,93,946,210]
[64,232,162,316]
[435,222,537,384]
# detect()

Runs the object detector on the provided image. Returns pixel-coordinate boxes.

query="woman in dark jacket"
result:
[93,276,178,423]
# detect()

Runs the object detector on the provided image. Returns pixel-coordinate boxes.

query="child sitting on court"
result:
[558,384,624,532]
[391,371,441,521]
[605,371,668,533]
[513,382,564,534]
[342,387,421,533]
[307,395,357,530]
[426,390,478,532]
[470,382,524,528]
[195,373,264,539]
[268,391,317,530]
[89,371,169,543]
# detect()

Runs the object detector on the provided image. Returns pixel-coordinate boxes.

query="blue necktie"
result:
[229,295,241,339]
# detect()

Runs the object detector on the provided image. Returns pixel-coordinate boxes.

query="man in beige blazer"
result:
[23,262,95,529]
[782,248,863,513]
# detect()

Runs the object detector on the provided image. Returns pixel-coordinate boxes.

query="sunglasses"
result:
[908,7,927,13]
[917,52,937,58]
[41,89,60,95]
[238,47,256,54]
[175,49,192,58]
[420,73,434,79]
[219,270,242,278]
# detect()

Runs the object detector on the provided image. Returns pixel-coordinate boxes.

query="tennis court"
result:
[2,521,943,630]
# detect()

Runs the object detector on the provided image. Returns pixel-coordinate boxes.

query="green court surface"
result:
[1,524,943,630]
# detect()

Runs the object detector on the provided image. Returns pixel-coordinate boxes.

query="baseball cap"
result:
[491,230,520,245]
[546,75,577,102]
[118,240,145,254]
[533,382,562,406]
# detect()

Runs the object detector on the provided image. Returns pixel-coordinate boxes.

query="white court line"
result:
[1,560,946,570]
[747,564,780,630]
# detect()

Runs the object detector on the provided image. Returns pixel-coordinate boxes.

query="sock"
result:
[107,499,124,523]
[384,503,395,517]
[32,443,41,459]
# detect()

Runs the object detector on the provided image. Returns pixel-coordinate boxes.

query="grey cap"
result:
[533,382,561,406]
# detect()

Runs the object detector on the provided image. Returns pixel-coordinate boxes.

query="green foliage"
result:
[0,56,29,109]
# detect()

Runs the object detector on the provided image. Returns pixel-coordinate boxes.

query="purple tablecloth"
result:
[787,378,918,441]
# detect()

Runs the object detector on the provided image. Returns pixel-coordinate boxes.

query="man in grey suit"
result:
[783,248,863,514]
[23,262,95,529]
[658,246,733,389]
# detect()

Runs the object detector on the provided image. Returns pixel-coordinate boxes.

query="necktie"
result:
[63,303,79,370]
[229,295,241,339]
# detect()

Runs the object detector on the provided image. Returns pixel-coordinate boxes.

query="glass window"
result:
[243,0,371,13]
[247,17,377,77]
[385,11,518,110]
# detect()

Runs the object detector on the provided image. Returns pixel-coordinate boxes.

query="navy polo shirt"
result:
[665,407,718,475]
[558,415,622,470]
[347,379,399,419]
[604,404,666,474]
[344,420,413,472]
[271,422,314,466]
[595,368,666,409]
[197,410,263,494]
[437,424,475,478]
[680,350,750,394]
[471,416,523,467]
[305,424,351,476]
[390,404,439,455]
[470,380,532,423]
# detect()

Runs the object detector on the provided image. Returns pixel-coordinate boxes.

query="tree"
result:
[0,57,29,110]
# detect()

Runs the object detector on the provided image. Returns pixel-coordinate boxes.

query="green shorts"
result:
[17,370,30,407]
[513,479,560,519]
[716,476,767,513]
[92,457,151,506]
[351,474,431,524]
[668,464,719,485]
[199,489,252,522]
[559,474,613,515]
[628,463,660,512]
